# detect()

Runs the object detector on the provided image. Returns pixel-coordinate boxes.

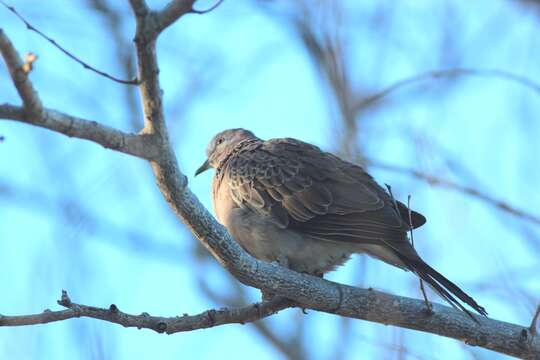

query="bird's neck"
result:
[215,138,262,177]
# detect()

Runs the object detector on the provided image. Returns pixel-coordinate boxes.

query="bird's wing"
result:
[223,138,488,317]
[223,137,425,245]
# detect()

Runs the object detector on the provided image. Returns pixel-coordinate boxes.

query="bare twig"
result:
[192,0,225,14]
[0,29,43,116]
[153,0,224,34]
[406,195,415,247]
[0,290,295,333]
[367,158,540,227]
[154,0,196,34]
[2,283,540,358]
[0,29,155,158]
[0,0,139,85]
[353,68,540,113]
[384,184,401,216]
[88,0,142,130]
[290,6,361,161]
[408,195,432,314]
[0,104,157,160]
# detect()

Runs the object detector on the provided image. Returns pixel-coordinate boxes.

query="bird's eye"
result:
[216,137,224,145]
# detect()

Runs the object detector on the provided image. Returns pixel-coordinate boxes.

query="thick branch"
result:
[125,0,149,20]
[0,104,158,160]
[129,0,168,137]
[125,2,540,359]
[0,29,157,160]
[0,291,294,334]
[129,0,191,194]
[139,168,540,358]
[128,0,196,43]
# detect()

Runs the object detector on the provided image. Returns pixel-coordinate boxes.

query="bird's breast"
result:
[212,176,237,226]
[225,206,355,275]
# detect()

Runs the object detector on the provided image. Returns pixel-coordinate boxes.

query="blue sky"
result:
[1,1,540,359]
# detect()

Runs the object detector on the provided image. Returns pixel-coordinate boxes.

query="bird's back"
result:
[221,137,425,243]
[206,132,486,317]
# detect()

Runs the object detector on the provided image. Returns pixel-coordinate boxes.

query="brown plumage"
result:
[196,128,487,318]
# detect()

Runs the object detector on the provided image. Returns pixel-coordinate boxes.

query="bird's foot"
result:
[273,255,290,269]
[261,289,276,302]
[263,256,291,302]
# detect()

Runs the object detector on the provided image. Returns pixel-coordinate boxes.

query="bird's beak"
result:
[195,159,211,177]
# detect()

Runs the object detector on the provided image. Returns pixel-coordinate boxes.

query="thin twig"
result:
[353,68,540,112]
[407,195,415,247]
[368,159,540,227]
[408,195,432,313]
[384,184,400,216]
[87,0,142,130]
[0,290,295,333]
[0,0,139,85]
[192,0,225,14]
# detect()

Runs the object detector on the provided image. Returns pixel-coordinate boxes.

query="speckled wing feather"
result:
[222,137,426,246]
[220,136,487,317]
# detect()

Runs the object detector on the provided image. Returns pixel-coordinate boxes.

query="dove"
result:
[195,128,487,317]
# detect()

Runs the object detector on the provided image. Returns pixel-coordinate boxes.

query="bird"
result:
[195,128,487,318]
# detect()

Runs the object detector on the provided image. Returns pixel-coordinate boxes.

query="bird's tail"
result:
[395,253,488,319]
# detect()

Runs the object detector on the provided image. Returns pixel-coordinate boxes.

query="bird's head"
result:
[195,128,257,176]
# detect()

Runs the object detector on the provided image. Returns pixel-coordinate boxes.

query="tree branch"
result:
[366,158,540,227]
[191,0,225,15]
[0,29,157,159]
[1,3,539,359]
[0,104,158,160]
[127,0,150,19]
[87,0,142,129]
[155,0,196,33]
[1,285,539,358]
[352,68,540,113]
[0,291,295,334]
[130,2,540,358]
[0,0,138,85]
[0,28,43,116]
